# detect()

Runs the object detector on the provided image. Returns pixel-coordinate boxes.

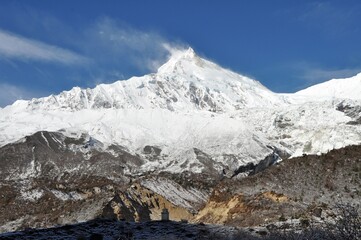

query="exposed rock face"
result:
[231,149,285,178]
[195,191,299,227]
[101,183,195,222]
[336,101,361,125]
[143,145,162,156]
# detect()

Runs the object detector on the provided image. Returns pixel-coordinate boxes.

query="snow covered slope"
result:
[295,73,361,100]
[1,47,361,177]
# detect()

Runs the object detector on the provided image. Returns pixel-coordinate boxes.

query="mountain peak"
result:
[169,46,196,58]
[182,47,196,58]
[157,47,199,74]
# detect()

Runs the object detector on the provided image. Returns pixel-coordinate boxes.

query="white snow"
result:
[295,73,361,100]
[51,190,84,201]
[20,189,44,202]
[41,132,50,147]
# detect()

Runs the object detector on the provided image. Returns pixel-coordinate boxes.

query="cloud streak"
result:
[0,29,88,65]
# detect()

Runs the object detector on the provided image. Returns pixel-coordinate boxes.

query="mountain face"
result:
[1,47,361,233]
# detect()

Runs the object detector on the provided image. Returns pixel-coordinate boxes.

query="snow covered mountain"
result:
[0,47,361,178]
[15,48,285,112]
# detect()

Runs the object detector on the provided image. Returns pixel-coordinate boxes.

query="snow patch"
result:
[51,190,84,201]
[40,132,50,147]
[20,189,44,202]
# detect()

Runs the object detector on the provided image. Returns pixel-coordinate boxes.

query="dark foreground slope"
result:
[1,209,360,240]
[0,219,252,240]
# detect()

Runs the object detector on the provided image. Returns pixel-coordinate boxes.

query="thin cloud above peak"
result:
[60,17,189,89]
[0,16,188,107]
[82,18,184,73]
[0,29,88,65]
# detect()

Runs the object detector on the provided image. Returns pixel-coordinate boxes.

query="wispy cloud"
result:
[0,29,88,65]
[0,15,187,107]
[82,18,185,75]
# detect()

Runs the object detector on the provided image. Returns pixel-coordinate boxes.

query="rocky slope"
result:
[0,172,210,233]
[195,144,361,227]
[1,137,360,234]
[1,145,360,238]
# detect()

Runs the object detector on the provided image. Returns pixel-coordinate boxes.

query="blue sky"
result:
[1,0,361,107]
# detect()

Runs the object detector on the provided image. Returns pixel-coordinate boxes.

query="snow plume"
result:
[84,18,186,73]
[0,29,87,65]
